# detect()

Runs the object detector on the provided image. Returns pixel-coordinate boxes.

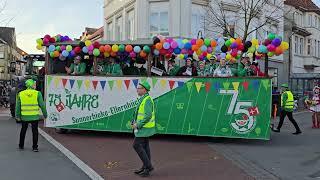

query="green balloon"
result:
[248,47,256,53]
[268,33,275,40]
[143,46,151,53]
[66,45,72,52]
[204,38,211,46]
[93,49,100,57]
[55,46,61,51]
[225,40,232,47]
[119,44,125,52]
[50,52,54,58]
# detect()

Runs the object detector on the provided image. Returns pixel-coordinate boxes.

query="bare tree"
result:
[203,0,286,42]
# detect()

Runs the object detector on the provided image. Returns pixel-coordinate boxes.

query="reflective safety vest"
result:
[137,96,155,128]
[19,89,39,116]
[281,90,294,110]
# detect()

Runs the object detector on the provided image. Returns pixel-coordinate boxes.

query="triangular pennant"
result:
[141,77,147,83]
[252,80,260,90]
[213,82,220,91]
[100,81,106,90]
[132,79,139,88]
[205,82,211,92]
[232,82,240,91]
[124,80,131,90]
[169,80,175,90]
[116,80,122,89]
[223,82,230,90]
[177,81,184,88]
[152,78,158,88]
[92,80,98,90]
[61,79,68,88]
[69,79,75,89]
[84,80,90,89]
[108,80,114,90]
[54,77,61,88]
[47,76,53,86]
[77,80,83,89]
[242,81,249,91]
[262,79,270,90]
[160,79,167,88]
[195,82,203,93]
[186,82,193,92]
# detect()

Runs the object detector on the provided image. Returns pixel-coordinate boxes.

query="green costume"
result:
[70,62,86,75]
[104,63,123,76]
[168,64,180,76]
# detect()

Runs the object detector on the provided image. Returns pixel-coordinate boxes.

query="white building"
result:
[103,0,285,86]
[284,0,320,94]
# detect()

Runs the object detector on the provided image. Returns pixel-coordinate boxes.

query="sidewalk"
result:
[0,109,90,180]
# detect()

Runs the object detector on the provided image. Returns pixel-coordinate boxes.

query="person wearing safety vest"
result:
[132,81,156,177]
[272,83,301,135]
[16,79,47,152]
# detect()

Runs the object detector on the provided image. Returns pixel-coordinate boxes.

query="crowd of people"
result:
[51,53,265,78]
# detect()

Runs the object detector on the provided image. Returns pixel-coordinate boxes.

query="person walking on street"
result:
[272,83,302,135]
[16,79,47,152]
[132,81,156,177]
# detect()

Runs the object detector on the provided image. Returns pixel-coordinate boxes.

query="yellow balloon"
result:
[280,42,289,50]
[196,49,202,55]
[36,44,42,50]
[85,40,92,47]
[112,44,119,52]
[104,52,110,57]
[252,39,259,46]
[230,38,236,43]
[206,54,212,60]
[178,54,184,59]
[226,53,232,60]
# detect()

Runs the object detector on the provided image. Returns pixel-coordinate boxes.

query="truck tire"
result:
[55,128,68,134]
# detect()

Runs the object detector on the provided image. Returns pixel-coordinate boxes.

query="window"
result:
[149,2,169,37]
[300,38,304,55]
[315,15,318,27]
[309,15,312,26]
[126,10,134,40]
[191,14,205,38]
[318,41,320,57]
[107,22,113,40]
[307,39,312,55]
[115,16,123,41]
[294,36,298,54]
[315,39,317,56]
[318,17,320,29]
[0,52,4,59]
[295,13,302,26]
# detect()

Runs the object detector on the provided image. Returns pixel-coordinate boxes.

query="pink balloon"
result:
[43,38,49,45]
[181,49,187,54]
[267,44,276,52]
[130,52,136,58]
[188,50,193,55]
[191,39,196,45]
[171,41,178,49]
[168,48,174,54]
[88,50,93,55]
[167,38,173,43]
[60,45,66,51]
[44,35,51,39]
[217,55,221,60]
[88,45,94,51]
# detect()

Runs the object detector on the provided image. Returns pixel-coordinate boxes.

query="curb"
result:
[38,128,104,180]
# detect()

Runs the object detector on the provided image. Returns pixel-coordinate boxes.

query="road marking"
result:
[38,128,104,180]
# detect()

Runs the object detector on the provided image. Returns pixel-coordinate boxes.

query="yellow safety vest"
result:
[137,96,155,128]
[281,91,294,109]
[19,89,39,116]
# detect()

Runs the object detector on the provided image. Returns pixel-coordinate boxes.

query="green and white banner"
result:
[45,75,272,140]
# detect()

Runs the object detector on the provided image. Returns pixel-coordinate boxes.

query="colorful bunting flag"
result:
[100,81,106,90]
[169,80,175,90]
[232,82,240,91]
[124,80,131,90]
[262,79,270,90]
[223,82,230,90]
[242,81,249,91]
[213,82,220,91]
[84,80,90,89]
[61,79,68,88]
[141,77,147,83]
[195,82,203,93]
[92,81,98,90]
[54,77,61,88]
[177,81,184,88]
[186,82,193,92]
[116,80,122,89]
[132,79,139,88]
[205,82,211,92]
[47,76,53,86]
[108,80,114,90]
[77,80,83,89]
[252,80,260,90]
[152,78,158,88]
[160,79,167,88]
[69,79,75,89]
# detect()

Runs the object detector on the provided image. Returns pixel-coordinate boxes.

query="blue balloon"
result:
[82,46,88,53]
[173,48,181,54]
[184,42,192,50]
[134,46,141,53]
[62,50,69,57]
[153,49,159,56]
[220,53,226,58]
[48,45,55,52]
[201,45,207,52]
[163,42,170,50]
[258,45,268,54]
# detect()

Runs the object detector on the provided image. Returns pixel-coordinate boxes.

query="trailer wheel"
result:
[55,128,68,134]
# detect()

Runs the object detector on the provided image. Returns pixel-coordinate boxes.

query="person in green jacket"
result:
[90,57,106,75]
[104,57,123,76]
[16,79,47,152]
[132,81,155,177]
[272,83,301,135]
[167,59,180,76]
[197,61,211,77]
[238,54,251,77]
[65,56,86,75]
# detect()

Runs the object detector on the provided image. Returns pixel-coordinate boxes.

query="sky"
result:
[1,0,103,54]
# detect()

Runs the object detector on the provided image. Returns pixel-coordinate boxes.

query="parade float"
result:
[36,33,289,140]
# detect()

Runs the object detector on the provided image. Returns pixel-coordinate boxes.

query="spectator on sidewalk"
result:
[272,83,302,135]
[9,86,16,118]
[132,81,156,177]
[16,79,48,152]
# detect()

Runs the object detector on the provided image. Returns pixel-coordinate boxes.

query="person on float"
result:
[213,58,233,77]
[250,60,265,77]
[176,57,198,76]
[238,53,252,77]
[90,57,106,75]
[167,57,180,76]
[104,57,123,76]
[197,61,211,77]
[65,55,86,75]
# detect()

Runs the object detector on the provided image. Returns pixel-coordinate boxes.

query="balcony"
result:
[304,56,320,69]
[292,25,312,37]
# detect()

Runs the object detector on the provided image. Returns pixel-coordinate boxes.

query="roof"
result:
[285,0,320,15]
[16,47,28,56]
[85,27,98,35]
[0,27,16,47]
[87,26,104,40]
[0,38,7,44]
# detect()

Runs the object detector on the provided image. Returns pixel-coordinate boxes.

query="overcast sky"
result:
[2,0,103,54]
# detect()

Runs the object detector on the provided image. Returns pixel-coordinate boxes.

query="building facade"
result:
[284,0,320,95]
[103,0,285,87]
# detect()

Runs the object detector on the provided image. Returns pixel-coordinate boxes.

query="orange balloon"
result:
[155,43,162,50]
[110,52,117,57]
[235,38,242,45]
[211,40,217,47]
[99,46,105,53]
[196,39,204,46]
[53,51,60,58]
[104,45,112,53]
[275,47,283,55]
[140,51,147,58]
[125,45,133,52]
[192,45,199,51]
